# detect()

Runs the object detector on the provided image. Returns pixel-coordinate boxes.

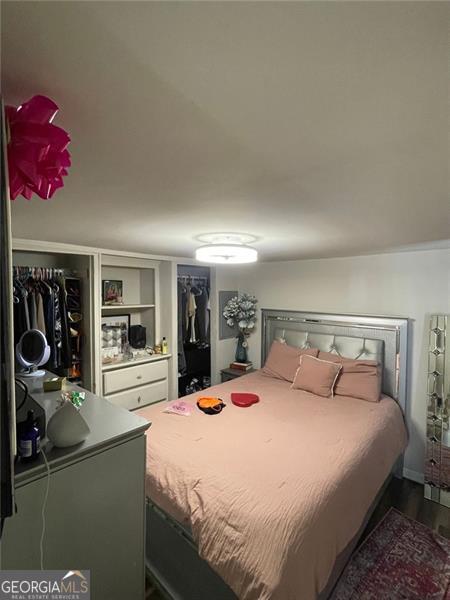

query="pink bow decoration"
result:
[6,95,71,200]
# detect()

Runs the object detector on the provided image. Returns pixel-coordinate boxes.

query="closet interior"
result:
[177,264,211,397]
[12,249,94,391]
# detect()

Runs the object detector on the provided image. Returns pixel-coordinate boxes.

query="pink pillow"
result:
[291,355,342,397]
[318,351,381,402]
[262,341,319,382]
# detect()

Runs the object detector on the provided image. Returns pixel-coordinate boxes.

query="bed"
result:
[137,310,409,600]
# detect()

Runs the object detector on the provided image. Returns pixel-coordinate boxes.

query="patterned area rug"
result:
[332,508,450,600]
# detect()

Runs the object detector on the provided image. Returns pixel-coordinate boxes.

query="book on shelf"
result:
[230,361,253,371]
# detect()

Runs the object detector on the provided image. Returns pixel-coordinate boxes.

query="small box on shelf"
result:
[221,366,256,383]
[229,361,253,371]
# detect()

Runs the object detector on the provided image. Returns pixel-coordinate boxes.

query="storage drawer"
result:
[106,380,168,411]
[103,360,168,395]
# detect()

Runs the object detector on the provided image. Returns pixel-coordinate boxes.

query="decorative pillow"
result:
[318,351,381,403]
[291,355,342,397]
[262,341,319,382]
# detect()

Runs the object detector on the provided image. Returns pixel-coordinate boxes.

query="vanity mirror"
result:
[425,315,450,507]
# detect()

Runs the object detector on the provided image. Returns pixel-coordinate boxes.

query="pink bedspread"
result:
[137,371,407,600]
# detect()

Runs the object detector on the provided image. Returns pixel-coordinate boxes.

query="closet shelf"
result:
[102,354,171,372]
[101,304,155,311]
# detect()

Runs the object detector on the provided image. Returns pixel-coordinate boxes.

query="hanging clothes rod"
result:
[177,274,209,282]
[13,266,79,279]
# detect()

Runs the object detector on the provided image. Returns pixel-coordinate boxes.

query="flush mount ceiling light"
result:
[195,233,258,264]
[196,244,258,264]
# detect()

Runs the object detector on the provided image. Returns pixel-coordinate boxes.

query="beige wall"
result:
[226,248,450,480]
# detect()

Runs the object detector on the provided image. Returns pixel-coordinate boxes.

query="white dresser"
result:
[103,356,170,411]
[1,373,150,600]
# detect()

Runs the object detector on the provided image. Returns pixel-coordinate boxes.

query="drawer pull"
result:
[106,379,168,410]
[136,375,143,380]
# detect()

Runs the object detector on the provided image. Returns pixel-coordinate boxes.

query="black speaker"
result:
[129,325,146,349]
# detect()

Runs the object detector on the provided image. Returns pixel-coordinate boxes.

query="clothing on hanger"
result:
[28,290,37,330]
[177,275,211,347]
[206,289,211,342]
[188,290,197,343]
[43,284,57,370]
[12,280,30,345]
[58,276,72,370]
[195,287,209,345]
[36,291,46,335]
[12,267,81,378]
[177,281,187,376]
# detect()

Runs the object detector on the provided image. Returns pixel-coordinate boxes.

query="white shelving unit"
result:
[101,254,158,344]
[100,253,172,410]
[102,304,155,310]
[11,239,189,405]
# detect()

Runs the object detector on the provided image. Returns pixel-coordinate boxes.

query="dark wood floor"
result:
[145,479,450,598]
[362,478,449,541]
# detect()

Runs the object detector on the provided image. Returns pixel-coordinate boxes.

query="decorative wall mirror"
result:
[424,315,450,507]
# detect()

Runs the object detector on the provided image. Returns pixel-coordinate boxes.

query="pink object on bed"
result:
[318,351,382,402]
[291,354,342,397]
[137,371,407,600]
[262,340,319,381]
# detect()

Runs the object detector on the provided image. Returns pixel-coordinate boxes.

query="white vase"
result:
[47,401,90,448]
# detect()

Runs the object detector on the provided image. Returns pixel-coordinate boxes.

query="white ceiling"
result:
[2,1,449,261]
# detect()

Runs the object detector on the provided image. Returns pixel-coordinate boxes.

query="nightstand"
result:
[220,367,256,382]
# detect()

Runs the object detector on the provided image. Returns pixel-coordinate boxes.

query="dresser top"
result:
[14,371,150,485]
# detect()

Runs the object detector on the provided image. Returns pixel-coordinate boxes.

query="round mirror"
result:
[16,329,50,377]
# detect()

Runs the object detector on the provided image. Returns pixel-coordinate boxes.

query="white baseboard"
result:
[403,468,424,484]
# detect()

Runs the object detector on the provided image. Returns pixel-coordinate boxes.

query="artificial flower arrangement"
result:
[223,293,258,362]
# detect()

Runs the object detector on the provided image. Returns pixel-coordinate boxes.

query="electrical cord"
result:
[12,381,50,566]
[39,447,51,570]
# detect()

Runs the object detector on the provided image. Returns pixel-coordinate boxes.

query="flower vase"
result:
[235,332,248,363]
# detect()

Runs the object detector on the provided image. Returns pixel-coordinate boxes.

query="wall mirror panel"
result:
[425,315,450,507]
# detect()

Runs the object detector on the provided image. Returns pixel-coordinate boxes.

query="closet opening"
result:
[12,250,94,391]
[177,264,211,398]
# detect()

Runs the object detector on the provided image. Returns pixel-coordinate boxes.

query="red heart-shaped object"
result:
[231,393,260,407]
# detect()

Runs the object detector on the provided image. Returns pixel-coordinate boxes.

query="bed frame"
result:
[146,310,409,599]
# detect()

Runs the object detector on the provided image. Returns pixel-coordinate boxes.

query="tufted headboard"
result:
[261,310,409,412]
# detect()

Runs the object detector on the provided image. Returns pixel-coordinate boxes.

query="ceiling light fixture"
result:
[195,233,258,264]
